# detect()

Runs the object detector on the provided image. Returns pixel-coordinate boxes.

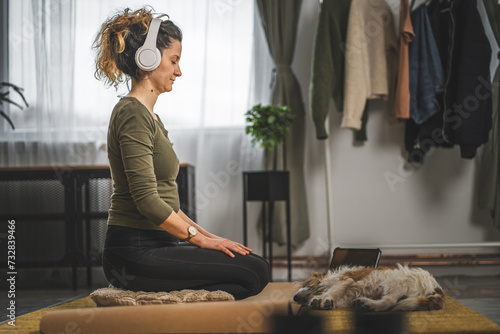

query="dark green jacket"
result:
[478,0,500,229]
[309,0,351,140]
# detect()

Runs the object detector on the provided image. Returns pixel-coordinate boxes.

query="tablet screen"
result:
[330,247,382,270]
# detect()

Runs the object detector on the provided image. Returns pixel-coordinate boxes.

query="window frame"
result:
[1,0,9,131]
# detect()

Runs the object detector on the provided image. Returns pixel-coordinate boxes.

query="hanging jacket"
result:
[429,0,493,159]
[309,0,352,140]
[406,0,493,163]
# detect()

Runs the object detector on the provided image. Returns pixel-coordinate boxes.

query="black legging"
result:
[102,225,270,300]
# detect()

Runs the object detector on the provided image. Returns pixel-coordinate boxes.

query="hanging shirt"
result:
[408,4,445,124]
[394,0,415,119]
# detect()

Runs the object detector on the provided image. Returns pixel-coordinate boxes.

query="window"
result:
[5,0,254,140]
[2,0,263,233]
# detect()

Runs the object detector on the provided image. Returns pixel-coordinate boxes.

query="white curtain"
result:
[2,0,266,239]
[2,0,86,165]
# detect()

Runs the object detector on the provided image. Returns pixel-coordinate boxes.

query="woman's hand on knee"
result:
[199,237,252,258]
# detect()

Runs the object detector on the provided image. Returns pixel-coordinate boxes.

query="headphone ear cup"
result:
[134,18,162,72]
[135,46,162,71]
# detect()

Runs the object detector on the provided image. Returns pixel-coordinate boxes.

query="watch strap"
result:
[182,225,196,242]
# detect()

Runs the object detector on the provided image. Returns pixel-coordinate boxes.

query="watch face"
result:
[188,226,197,236]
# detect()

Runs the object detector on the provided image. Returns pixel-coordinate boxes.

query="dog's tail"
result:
[390,295,444,311]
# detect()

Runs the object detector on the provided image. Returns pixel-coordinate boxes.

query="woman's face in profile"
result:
[151,39,182,93]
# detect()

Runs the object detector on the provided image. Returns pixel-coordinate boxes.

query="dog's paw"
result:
[321,297,335,310]
[353,298,375,312]
[309,297,322,309]
[426,295,444,310]
[309,296,335,310]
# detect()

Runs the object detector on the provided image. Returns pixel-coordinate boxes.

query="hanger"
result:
[410,0,433,12]
[410,0,416,11]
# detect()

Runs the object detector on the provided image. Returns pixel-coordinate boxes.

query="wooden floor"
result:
[436,275,500,326]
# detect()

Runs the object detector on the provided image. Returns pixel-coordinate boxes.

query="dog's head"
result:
[293,271,326,305]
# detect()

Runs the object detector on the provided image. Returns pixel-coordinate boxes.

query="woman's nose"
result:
[175,65,182,77]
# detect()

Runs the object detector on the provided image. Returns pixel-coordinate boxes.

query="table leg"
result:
[268,200,274,282]
[243,188,248,246]
[63,173,78,290]
[262,201,267,260]
[84,179,92,287]
[286,198,291,282]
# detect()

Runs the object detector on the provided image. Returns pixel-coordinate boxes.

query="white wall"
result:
[272,0,500,262]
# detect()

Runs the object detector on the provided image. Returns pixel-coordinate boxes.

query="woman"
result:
[93,7,269,299]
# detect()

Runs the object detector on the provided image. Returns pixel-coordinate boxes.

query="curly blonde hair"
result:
[92,7,182,88]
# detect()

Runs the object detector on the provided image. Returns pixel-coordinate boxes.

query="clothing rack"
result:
[317,0,500,255]
[323,129,334,255]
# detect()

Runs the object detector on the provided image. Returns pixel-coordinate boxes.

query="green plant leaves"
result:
[244,104,293,151]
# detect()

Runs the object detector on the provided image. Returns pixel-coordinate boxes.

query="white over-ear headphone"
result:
[135,18,162,71]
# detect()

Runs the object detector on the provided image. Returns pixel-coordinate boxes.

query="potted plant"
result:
[245,104,293,171]
[1,82,29,130]
[242,104,294,280]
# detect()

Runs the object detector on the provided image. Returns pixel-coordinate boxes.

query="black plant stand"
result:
[242,171,291,281]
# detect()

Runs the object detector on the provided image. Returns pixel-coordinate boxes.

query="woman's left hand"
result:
[198,237,252,258]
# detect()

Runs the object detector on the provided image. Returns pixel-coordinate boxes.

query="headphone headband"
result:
[135,18,162,72]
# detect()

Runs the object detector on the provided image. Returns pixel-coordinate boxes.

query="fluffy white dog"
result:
[294,264,445,312]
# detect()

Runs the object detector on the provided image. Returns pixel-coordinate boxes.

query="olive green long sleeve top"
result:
[107,97,180,231]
